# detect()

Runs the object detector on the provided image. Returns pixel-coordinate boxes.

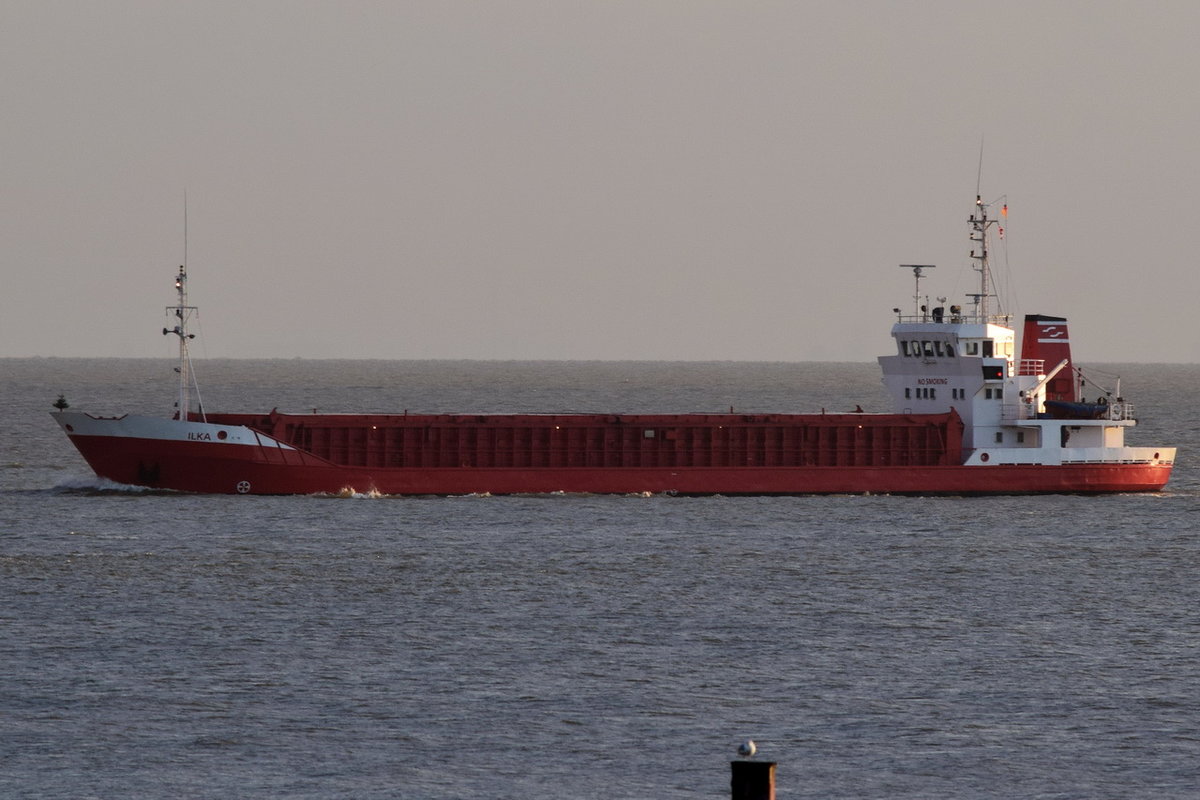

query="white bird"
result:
[737,740,757,758]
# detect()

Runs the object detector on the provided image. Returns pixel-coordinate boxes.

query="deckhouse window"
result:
[934,341,944,357]
[946,343,955,357]
[923,341,934,357]
[965,342,979,355]
[901,340,912,356]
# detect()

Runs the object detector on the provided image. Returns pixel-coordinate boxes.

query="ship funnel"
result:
[1020,315,1078,402]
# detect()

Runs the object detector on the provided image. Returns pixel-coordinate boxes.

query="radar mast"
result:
[969,195,1005,322]
[900,264,936,320]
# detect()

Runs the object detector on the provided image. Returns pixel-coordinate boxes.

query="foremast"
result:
[164,265,203,421]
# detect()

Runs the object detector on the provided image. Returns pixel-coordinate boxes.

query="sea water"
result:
[3,359,1199,799]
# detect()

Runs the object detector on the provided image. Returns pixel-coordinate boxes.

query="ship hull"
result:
[55,412,1173,496]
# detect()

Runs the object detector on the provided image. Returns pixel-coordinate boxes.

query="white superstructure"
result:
[877,196,1172,469]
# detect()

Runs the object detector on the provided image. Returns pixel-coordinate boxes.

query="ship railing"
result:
[1107,401,1133,421]
[998,400,1137,424]
[1017,359,1045,376]
[1001,403,1034,422]
[893,311,1012,326]
[1001,400,1135,423]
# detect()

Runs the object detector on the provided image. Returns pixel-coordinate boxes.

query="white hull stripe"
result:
[53,412,295,450]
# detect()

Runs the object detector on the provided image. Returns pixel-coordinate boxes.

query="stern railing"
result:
[1002,400,1134,423]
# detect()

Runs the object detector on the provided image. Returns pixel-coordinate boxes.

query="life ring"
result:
[980,452,989,462]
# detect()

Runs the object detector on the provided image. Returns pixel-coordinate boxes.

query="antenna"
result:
[976,136,985,197]
[899,264,935,320]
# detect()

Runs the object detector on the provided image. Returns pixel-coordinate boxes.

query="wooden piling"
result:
[731,760,776,800]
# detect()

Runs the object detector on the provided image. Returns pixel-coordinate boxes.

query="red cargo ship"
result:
[53,194,1174,495]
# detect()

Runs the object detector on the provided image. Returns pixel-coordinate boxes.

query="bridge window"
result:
[946,343,956,357]
[934,341,944,357]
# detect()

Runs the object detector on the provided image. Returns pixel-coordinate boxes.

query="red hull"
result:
[65,430,1173,495]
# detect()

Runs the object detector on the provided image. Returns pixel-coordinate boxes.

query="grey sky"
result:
[3,1,1197,362]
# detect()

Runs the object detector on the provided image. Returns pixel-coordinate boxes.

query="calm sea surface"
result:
[3,359,1200,799]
